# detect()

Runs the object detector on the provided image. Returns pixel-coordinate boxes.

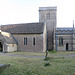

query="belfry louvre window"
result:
[59,37,63,46]
[33,37,35,45]
[24,37,27,45]
[46,13,50,20]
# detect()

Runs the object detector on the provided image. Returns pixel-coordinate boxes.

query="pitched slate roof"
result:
[0,22,44,34]
[56,28,73,34]
[0,31,17,44]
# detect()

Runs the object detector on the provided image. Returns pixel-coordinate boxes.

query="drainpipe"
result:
[17,33,19,51]
[56,35,57,51]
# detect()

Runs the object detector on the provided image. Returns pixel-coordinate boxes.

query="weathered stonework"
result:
[54,27,75,51]
[39,7,57,50]
[54,35,73,51]
[12,33,46,52]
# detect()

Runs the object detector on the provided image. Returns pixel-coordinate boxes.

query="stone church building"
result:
[0,6,74,52]
[54,23,75,51]
[0,23,46,52]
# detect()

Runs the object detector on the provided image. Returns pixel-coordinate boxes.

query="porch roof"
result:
[0,31,17,44]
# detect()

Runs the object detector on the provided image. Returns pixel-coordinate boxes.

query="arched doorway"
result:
[66,43,68,51]
[0,42,3,52]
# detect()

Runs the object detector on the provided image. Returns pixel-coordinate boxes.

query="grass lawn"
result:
[0,51,75,75]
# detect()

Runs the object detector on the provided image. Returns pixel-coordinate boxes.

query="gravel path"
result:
[0,53,45,58]
[0,53,75,58]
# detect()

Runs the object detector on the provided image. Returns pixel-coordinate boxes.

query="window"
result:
[59,37,63,46]
[46,13,50,20]
[24,37,27,45]
[33,37,35,45]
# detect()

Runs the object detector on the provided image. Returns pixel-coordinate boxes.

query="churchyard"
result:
[0,51,75,75]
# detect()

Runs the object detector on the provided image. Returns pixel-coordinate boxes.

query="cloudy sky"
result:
[0,0,75,27]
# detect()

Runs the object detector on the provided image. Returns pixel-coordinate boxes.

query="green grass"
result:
[7,51,45,56]
[0,51,75,75]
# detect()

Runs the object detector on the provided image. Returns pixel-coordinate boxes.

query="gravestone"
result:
[0,64,10,73]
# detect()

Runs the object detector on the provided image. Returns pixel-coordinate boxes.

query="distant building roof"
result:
[56,28,73,34]
[0,22,44,34]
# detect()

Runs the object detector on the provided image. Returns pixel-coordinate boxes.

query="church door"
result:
[0,42,3,52]
[66,43,68,51]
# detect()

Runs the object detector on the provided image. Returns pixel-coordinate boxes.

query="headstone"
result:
[0,64,10,73]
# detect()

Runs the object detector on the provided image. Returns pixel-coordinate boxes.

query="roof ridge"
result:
[2,22,44,26]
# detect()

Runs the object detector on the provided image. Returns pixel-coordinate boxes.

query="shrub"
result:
[49,51,57,53]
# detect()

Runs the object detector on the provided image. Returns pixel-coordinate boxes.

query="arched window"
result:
[59,37,63,46]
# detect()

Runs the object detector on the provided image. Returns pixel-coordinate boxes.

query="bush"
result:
[49,51,57,53]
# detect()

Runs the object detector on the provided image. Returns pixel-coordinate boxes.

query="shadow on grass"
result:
[44,56,66,67]
[44,61,51,67]
[44,57,52,67]
[44,57,53,61]
[44,57,65,61]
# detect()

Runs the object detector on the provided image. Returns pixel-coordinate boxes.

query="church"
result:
[54,22,75,51]
[0,23,46,52]
[0,6,74,52]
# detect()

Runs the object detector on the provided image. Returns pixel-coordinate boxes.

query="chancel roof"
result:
[0,22,44,34]
[56,28,73,34]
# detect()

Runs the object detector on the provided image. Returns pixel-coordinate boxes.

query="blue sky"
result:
[0,0,75,27]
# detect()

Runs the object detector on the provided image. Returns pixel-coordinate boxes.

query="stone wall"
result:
[12,33,46,52]
[54,34,73,51]
[7,44,17,52]
[39,7,57,50]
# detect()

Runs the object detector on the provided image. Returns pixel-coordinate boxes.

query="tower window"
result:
[59,37,63,46]
[46,13,50,20]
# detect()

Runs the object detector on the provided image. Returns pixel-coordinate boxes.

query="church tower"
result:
[39,7,57,50]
